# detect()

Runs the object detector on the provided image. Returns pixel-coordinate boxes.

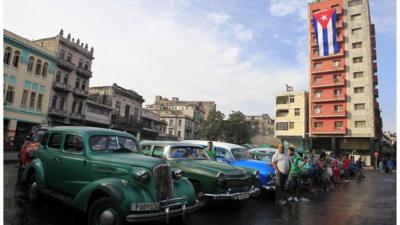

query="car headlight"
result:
[216,172,224,184]
[135,169,150,182]
[253,170,260,179]
[173,169,184,179]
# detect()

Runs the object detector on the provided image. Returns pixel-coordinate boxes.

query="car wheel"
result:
[191,181,207,207]
[252,180,262,198]
[88,197,123,225]
[27,173,41,204]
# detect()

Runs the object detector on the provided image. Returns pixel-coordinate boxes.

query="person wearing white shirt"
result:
[272,143,290,205]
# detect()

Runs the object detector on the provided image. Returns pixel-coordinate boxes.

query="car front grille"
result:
[153,164,173,201]
[225,176,253,188]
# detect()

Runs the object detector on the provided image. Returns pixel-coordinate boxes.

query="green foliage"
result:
[199,109,225,141]
[223,111,251,145]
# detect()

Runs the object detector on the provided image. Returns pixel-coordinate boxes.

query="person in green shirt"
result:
[205,141,216,160]
[287,147,306,202]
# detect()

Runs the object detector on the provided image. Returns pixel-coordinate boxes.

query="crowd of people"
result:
[271,144,369,206]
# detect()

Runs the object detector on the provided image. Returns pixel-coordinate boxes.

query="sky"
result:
[3,0,396,132]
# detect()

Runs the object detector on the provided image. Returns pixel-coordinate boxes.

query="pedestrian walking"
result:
[287,147,305,202]
[272,143,290,206]
[316,152,330,191]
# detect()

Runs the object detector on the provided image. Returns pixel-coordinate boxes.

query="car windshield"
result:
[33,129,47,142]
[262,153,275,164]
[231,148,251,160]
[89,135,138,153]
[168,146,209,160]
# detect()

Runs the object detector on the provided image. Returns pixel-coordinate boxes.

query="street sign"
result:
[374,151,379,158]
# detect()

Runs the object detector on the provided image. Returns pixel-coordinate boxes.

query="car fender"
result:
[171,178,197,205]
[22,158,46,189]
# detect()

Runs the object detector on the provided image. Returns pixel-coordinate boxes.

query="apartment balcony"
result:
[310,48,344,60]
[370,24,375,37]
[311,80,345,88]
[53,81,72,92]
[374,89,379,98]
[72,88,89,98]
[57,58,75,71]
[76,66,93,78]
[111,114,142,129]
[312,94,346,103]
[372,49,377,61]
[48,108,69,117]
[69,112,86,120]
[311,110,347,118]
[371,37,376,48]
[374,101,379,109]
[311,65,345,74]
[373,62,378,73]
[312,127,347,135]
[374,75,378,86]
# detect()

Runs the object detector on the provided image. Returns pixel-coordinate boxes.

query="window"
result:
[78,102,83,113]
[179,119,182,126]
[81,80,86,90]
[314,122,323,128]
[314,106,322,114]
[21,90,29,108]
[72,100,76,113]
[169,119,173,126]
[276,122,288,131]
[84,62,89,70]
[27,57,35,72]
[332,59,340,67]
[355,121,366,128]
[75,78,80,89]
[4,47,12,65]
[354,87,364,93]
[12,50,20,67]
[37,94,43,111]
[295,108,300,116]
[42,62,48,77]
[353,57,363,63]
[289,122,294,129]
[78,59,83,68]
[5,85,15,104]
[314,90,322,98]
[348,0,362,7]
[289,96,295,103]
[333,74,341,82]
[115,101,121,115]
[66,53,72,62]
[56,71,62,82]
[334,89,342,97]
[312,9,320,13]
[178,131,181,138]
[353,71,364,78]
[331,4,340,9]
[60,97,65,110]
[334,121,343,129]
[63,74,69,84]
[313,76,322,83]
[352,42,362,49]
[334,105,342,112]
[313,62,322,69]
[29,92,36,109]
[64,135,84,153]
[51,95,58,109]
[35,60,42,75]
[125,104,130,117]
[351,13,361,21]
[59,49,65,59]
[351,27,361,35]
[355,103,365,110]
[48,133,63,149]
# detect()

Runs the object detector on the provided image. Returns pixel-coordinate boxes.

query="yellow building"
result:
[3,29,57,150]
[275,90,309,152]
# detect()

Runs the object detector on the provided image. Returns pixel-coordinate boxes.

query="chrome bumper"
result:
[125,199,200,223]
[262,178,276,191]
[202,186,259,200]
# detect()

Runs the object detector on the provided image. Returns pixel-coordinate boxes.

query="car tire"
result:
[252,180,262,198]
[88,197,124,225]
[191,181,207,207]
[27,173,41,204]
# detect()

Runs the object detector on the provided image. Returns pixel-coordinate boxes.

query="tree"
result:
[223,111,251,145]
[199,109,225,141]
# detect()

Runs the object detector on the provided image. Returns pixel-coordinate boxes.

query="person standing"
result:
[272,143,290,205]
[287,147,305,202]
[205,141,216,160]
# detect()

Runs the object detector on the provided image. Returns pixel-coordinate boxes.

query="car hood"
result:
[231,159,275,175]
[90,153,166,170]
[172,159,248,176]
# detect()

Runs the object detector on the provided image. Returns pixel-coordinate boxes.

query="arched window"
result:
[35,59,42,75]
[42,62,49,77]
[56,71,61,82]
[4,47,12,65]
[75,78,80,89]
[59,49,65,59]
[59,97,65,111]
[51,95,58,109]
[12,50,20,67]
[27,56,35,72]
[63,74,69,84]
[84,62,89,70]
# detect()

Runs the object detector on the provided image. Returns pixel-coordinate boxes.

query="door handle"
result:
[54,157,61,164]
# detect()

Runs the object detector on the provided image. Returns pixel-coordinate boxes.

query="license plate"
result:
[237,193,250,200]
[131,202,160,211]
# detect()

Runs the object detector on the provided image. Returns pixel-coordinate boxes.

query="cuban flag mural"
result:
[312,9,339,56]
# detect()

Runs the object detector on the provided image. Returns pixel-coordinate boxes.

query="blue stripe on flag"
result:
[322,28,329,56]
[331,12,339,54]
[312,17,319,55]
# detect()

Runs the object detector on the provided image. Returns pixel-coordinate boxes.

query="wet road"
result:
[4,163,396,225]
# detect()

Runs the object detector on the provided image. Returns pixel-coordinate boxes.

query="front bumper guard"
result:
[262,178,276,190]
[126,198,200,223]
[202,185,259,200]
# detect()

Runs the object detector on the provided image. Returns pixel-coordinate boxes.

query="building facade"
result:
[141,109,176,140]
[84,100,112,128]
[308,0,382,165]
[245,114,276,146]
[89,83,144,138]
[146,96,205,140]
[275,90,310,152]
[3,29,57,150]
[33,29,94,126]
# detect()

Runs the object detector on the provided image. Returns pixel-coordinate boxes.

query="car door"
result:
[43,132,64,190]
[215,147,233,164]
[56,133,88,196]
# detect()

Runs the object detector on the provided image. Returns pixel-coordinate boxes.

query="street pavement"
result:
[4,162,396,225]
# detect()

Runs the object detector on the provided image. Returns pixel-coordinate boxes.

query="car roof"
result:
[140,140,204,148]
[47,126,135,138]
[249,148,278,152]
[181,140,245,150]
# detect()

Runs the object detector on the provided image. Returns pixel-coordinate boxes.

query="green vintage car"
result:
[140,141,260,201]
[21,127,199,225]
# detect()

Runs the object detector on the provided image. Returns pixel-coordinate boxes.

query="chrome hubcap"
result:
[29,182,38,199]
[98,209,115,225]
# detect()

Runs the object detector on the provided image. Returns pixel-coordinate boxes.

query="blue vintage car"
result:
[182,141,276,195]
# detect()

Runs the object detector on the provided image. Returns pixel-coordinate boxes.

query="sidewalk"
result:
[3,151,19,164]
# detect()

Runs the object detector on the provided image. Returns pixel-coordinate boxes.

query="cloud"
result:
[269,0,308,19]
[207,12,231,25]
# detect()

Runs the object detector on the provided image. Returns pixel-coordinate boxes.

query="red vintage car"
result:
[18,126,48,177]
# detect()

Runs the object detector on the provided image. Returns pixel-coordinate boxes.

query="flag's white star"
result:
[322,15,327,21]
